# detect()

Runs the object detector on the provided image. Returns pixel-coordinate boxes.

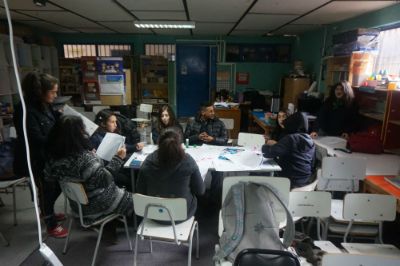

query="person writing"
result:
[137,127,205,221]
[310,81,358,139]
[13,72,68,238]
[262,112,315,188]
[152,105,183,144]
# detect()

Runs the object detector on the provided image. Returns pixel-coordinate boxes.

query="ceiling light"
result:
[133,21,195,29]
[33,0,47,7]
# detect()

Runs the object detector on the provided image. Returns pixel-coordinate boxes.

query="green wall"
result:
[295,3,400,92]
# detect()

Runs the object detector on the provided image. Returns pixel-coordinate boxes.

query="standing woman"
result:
[310,81,359,139]
[13,72,68,238]
[152,105,183,144]
[137,127,205,221]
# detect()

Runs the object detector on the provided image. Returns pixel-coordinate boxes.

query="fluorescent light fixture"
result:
[134,21,195,29]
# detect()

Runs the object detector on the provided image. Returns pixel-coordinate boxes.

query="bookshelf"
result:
[139,55,168,105]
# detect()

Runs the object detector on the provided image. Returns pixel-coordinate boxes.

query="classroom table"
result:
[363,176,400,213]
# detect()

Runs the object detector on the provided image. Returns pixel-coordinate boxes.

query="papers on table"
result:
[96,133,125,161]
[63,104,98,136]
[224,150,263,169]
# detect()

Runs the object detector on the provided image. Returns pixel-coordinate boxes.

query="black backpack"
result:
[114,113,140,145]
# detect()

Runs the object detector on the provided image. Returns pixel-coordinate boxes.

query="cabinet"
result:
[214,108,241,139]
[59,58,82,104]
[139,55,168,104]
[354,87,400,154]
[323,52,374,95]
[282,77,310,111]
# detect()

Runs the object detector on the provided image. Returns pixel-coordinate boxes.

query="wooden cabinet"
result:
[139,55,168,104]
[355,87,400,154]
[323,52,374,95]
[215,108,241,139]
[282,77,310,111]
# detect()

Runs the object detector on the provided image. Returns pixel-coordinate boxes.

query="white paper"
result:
[98,74,124,95]
[96,133,125,161]
[63,105,98,136]
[224,150,263,169]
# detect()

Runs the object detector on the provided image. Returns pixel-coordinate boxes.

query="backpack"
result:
[214,182,295,263]
[114,112,140,145]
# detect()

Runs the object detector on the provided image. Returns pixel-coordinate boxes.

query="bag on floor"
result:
[213,182,295,263]
[347,132,383,154]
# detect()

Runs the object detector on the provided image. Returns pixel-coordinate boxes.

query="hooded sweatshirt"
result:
[262,112,315,188]
[136,151,205,219]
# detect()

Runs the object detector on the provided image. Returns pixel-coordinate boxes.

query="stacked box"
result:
[333,28,379,56]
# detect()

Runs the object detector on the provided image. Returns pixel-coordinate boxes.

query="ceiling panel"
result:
[119,0,184,11]
[100,21,153,34]
[193,22,234,35]
[21,21,78,33]
[19,10,100,28]
[230,29,267,36]
[7,0,61,11]
[134,11,187,20]
[273,24,322,35]
[296,1,398,24]
[75,28,114,33]
[50,0,134,21]
[251,0,330,14]
[152,29,191,35]
[188,0,250,22]
[236,14,297,30]
[0,9,39,21]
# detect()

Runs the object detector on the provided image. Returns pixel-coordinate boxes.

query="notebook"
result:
[384,176,400,189]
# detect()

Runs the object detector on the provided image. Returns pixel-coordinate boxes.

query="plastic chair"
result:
[133,193,199,266]
[322,253,400,266]
[237,133,265,149]
[0,177,27,225]
[220,118,234,145]
[233,248,300,266]
[62,182,132,266]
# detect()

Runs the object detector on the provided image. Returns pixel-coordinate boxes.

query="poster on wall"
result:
[236,72,249,85]
[98,74,125,95]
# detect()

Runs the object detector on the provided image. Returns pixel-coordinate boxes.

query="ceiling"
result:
[0,0,398,36]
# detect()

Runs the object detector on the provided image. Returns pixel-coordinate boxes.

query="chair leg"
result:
[64,194,68,215]
[149,237,153,253]
[188,222,197,266]
[0,232,9,246]
[122,216,132,250]
[91,222,106,266]
[134,232,139,266]
[63,217,74,254]
[378,222,384,244]
[12,184,17,226]
[196,223,199,259]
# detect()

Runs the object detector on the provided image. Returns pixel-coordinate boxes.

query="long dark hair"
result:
[327,81,354,107]
[47,115,91,159]
[158,127,185,167]
[94,109,120,134]
[22,72,58,110]
[157,105,177,130]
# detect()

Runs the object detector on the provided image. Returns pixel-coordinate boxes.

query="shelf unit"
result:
[139,55,168,105]
[354,87,400,154]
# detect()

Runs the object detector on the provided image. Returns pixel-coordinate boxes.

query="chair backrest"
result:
[317,157,367,191]
[133,193,187,222]
[322,253,400,266]
[343,193,396,222]
[62,182,88,205]
[220,118,234,130]
[139,103,153,113]
[237,133,265,148]
[288,191,331,218]
[233,248,300,266]
[222,176,290,223]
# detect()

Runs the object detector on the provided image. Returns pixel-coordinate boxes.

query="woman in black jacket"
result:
[151,105,183,144]
[13,72,68,238]
[137,127,205,221]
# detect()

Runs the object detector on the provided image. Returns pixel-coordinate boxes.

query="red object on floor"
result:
[47,225,68,238]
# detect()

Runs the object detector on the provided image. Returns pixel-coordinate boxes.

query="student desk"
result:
[251,111,276,135]
[364,176,400,213]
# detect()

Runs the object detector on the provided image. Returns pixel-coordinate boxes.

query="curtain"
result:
[374,27,400,77]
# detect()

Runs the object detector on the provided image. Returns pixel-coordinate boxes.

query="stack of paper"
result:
[96,133,125,161]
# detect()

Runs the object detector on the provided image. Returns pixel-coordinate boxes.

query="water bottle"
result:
[139,126,147,145]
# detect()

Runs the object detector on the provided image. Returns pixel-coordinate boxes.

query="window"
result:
[374,27,400,77]
[63,44,132,58]
[145,44,175,59]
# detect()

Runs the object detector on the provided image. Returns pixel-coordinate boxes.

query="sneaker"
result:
[54,213,66,222]
[47,225,68,238]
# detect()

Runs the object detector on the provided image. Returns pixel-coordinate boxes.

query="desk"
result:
[252,111,276,135]
[364,176,400,213]
[314,137,400,176]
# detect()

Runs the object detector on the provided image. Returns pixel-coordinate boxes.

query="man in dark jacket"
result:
[262,112,315,188]
[184,102,228,208]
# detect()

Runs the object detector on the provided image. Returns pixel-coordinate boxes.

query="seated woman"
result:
[266,110,287,145]
[310,80,359,139]
[44,115,134,224]
[262,112,315,188]
[152,105,183,144]
[137,127,205,221]
[91,109,144,153]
